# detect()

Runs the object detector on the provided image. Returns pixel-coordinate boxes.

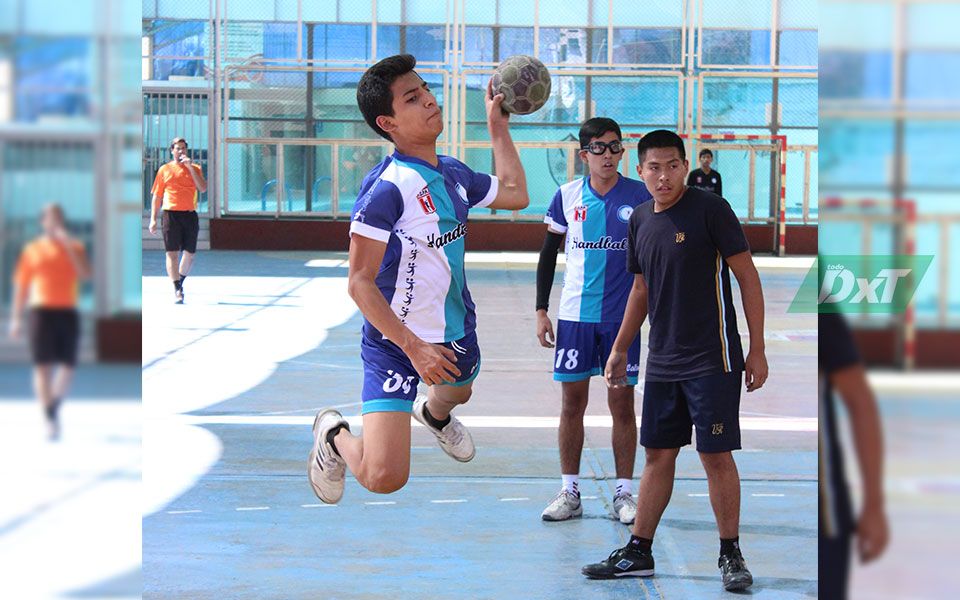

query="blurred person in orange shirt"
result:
[7,204,92,440]
[819,312,890,598]
[148,137,207,304]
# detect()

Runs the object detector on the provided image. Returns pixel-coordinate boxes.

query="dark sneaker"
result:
[175,288,184,304]
[582,546,654,579]
[719,549,753,591]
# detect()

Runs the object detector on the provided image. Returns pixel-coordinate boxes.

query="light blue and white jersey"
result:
[544,174,652,323]
[350,151,498,344]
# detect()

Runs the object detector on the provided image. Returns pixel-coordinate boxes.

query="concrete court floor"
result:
[142,250,818,599]
[0,364,141,599]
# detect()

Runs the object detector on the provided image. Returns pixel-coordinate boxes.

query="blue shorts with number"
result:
[553,320,640,385]
[360,330,482,414]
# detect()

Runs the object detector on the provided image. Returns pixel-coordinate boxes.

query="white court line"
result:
[365,501,396,506]
[499,497,530,502]
[580,495,598,500]
[752,493,786,497]
[868,371,960,393]
[688,493,710,497]
[301,503,336,508]
[166,510,202,514]
[430,499,468,504]
[235,506,270,511]
[174,414,817,432]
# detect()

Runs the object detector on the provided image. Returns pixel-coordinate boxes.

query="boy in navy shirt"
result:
[582,130,767,592]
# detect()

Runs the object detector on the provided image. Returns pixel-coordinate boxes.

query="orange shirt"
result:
[13,238,86,308]
[151,161,202,211]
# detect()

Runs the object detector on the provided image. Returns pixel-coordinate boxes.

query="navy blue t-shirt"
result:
[818,313,859,537]
[626,186,750,381]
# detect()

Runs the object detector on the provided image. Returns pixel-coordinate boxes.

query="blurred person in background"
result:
[7,204,91,440]
[686,148,722,197]
[148,137,207,304]
[819,312,889,598]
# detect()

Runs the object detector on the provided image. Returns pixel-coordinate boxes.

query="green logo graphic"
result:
[788,255,933,314]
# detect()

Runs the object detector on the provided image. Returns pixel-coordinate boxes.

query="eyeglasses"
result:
[581,140,624,155]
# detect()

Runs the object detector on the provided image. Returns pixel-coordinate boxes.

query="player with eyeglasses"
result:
[535,117,652,524]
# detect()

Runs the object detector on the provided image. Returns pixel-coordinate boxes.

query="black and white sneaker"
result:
[307,409,348,504]
[174,288,184,304]
[719,548,753,591]
[582,546,654,579]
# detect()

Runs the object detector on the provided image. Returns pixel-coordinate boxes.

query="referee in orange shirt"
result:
[8,204,91,440]
[148,137,207,304]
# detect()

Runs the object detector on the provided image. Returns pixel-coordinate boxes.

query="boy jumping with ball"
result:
[308,54,529,502]
[536,117,651,523]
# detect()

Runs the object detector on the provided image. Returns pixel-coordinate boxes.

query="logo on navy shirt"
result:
[417,187,436,214]
[675,232,686,243]
[573,206,588,222]
[617,205,634,223]
[696,176,702,183]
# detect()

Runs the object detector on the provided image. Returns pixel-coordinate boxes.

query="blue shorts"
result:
[640,371,742,453]
[360,330,481,414]
[553,320,640,385]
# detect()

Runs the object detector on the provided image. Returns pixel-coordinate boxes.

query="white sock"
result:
[616,478,633,496]
[561,474,579,495]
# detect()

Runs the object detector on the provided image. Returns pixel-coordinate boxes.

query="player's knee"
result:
[608,399,636,421]
[364,466,409,494]
[560,395,588,419]
[644,447,680,466]
[699,451,735,472]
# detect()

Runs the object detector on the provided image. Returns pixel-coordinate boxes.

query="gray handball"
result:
[491,55,552,115]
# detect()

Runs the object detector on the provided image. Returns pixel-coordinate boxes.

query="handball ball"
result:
[491,55,551,115]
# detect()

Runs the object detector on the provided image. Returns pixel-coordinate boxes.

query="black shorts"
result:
[29,308,80,366]
[640,371,742,452]
[162,209,199,253]
[818,529,852,599]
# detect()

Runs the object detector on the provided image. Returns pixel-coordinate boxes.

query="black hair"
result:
[170,137,188,150]
[578,117,622,148]
[357,54,419,142]
[636,129,686,165]
[699,148,713,159]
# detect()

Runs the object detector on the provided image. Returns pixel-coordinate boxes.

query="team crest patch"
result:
[617,205,633,223]
[675,232,686,243]
[697,176,702,183]
[417,187,436,214]
[573,206,587,222]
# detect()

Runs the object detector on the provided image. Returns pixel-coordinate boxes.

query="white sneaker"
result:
[613,492,637,524]
[307,409,348,504]
[411,394,475,462]
[542,489,583,521]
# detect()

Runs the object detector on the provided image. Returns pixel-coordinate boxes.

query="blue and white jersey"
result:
[350,151,499,344]
[544,174,652,323]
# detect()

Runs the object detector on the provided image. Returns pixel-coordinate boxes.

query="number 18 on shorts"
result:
[552,320,641,385]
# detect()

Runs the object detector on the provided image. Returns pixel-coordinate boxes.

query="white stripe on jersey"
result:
[556,179,587,321]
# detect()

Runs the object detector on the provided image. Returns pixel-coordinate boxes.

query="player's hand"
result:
[7,318,21,340]
[485,77,509,127]
[857,502,889,563]
[744,349,768,392]
[536,310,555,348]
[149,218,158,235]
[408,340,461,386]
[604,350,629,388]
[178,153,192,165]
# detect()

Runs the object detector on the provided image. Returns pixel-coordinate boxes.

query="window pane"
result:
[702,29,771,65]
[818,119,894,188]
[464,26,493,63]
[906,52,960,103]
[819,51,892,101]
[539,28,589,65]
[499,27,534,58]
[700,78,773,127]
[779,79,817,127]
[613,28,681,64]
[779,30,816,67]
[405,24,446,63]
